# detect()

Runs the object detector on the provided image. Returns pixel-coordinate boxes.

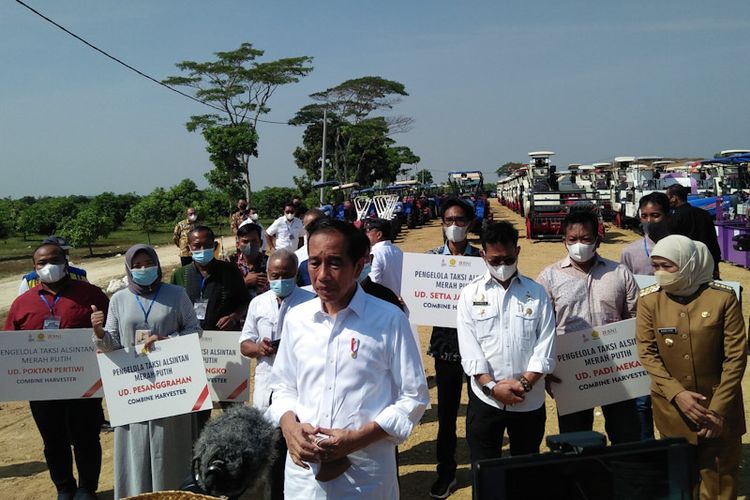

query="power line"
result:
[15,0,291,125]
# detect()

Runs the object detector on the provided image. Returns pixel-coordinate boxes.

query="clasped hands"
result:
[674,390,724,438]
[488,379,527,405]
[280,414,357,469]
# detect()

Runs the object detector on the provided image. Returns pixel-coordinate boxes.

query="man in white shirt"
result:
[240,248,315,500]
[364,218,403,296]
[457,222,556,463]
[267,219,428,499]
[266,202,304,253]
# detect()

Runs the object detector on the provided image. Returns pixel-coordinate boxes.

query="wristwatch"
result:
[481,381,496,397]
[519,376,532,393]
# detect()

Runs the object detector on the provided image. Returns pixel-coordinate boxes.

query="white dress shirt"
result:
[267,285,429,499]
[266,216,304,252]
[239,286,315,410]
[457,272,557,412]
[368,240,403,296]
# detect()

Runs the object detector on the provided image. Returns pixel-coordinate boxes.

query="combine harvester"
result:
[518,152,603,239]
[448,170,493,234]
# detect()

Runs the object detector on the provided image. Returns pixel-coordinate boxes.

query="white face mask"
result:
[488,262,517,282]
[250,213,259,221]
[37,263,67,284]
[567,242,597,262]
[444,224,468,243]
[285,213,295,222]
[188,214,197,222]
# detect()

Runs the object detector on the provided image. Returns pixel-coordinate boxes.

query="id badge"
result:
[134,322,152,347]
[194,300,208,321]
[43,315,61,330]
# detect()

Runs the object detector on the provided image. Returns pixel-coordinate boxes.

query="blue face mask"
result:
[359,263,372,282]
[131,266,159,286]
[191,248,214,265]
[269,278,296,298]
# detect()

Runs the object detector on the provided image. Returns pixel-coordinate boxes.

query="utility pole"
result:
[319,107,327,205]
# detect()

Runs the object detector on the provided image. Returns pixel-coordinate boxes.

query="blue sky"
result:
[2,0,749,197]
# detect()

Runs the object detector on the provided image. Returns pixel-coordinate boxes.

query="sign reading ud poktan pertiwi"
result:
[401,252,487,328]
[97,333,212,426]
[551,318,651,416]
[199,331,250,402]
[0,329,103,402]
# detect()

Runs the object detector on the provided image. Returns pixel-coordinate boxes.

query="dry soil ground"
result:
[0,203,748,499]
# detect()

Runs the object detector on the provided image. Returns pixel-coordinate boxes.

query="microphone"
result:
[190,405,278,498]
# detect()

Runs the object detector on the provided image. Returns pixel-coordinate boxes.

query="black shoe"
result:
[57,492,74,500]
[73,488,98,500]
[429,476,457,498]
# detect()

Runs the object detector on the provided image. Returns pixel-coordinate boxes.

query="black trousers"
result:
[466,388,546,462]
[557,398,640,444]
[434,358,466,480]
[29,398,103,493]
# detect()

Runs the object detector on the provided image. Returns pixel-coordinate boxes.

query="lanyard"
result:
[199,276,207,300]
[134,286,161,324]
[643,238,650,257]
[38,292,62,315]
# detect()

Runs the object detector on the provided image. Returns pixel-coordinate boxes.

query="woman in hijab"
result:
[636,235,746,499]
[91,244,201,498]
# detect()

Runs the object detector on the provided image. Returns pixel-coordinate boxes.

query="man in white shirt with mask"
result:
[426,197,482,499]
[364,218,403,296]
[537,210,640,444]
[294,208,326,287]
[266,202,305,253]
[240,248,315,500]
[457,222,556,464]
[267,219,428,499]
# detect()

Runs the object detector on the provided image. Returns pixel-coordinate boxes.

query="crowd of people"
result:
[3,193,747,500]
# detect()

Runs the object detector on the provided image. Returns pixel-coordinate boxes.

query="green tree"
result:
[195,189,232,227]
[58,207,115,257]
[411,168,433,184]
[252,187,298,219]
[16,197,82,238]
[163,43,313,201]
[126,189,172,245]
[291,76,418,188]
[496,162,524,178]
[89,192,139,227]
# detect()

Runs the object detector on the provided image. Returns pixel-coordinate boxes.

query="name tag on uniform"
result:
[657,327,677,335]
[43,316,61,330]
[473,301,489,306]
[194,300,208,321]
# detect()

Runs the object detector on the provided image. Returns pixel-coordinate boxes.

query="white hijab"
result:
[650,234,714,296]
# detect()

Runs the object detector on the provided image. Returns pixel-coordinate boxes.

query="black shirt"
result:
[669,204,721,266]
[171,260,249,331]
[361,276,404,311]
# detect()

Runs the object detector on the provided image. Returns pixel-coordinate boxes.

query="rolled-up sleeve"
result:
[373,314,428,444]
[238,301,260,346]
[457,285,491,376]
[94,300,122,352]
[526,292,556,374]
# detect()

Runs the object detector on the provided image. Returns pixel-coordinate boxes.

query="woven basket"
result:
[123,491,221,500]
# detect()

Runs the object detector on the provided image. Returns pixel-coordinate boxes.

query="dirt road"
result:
[0,204,748,499]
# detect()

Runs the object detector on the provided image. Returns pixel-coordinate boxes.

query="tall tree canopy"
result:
[163,43,313,200]
[290,76,419,189]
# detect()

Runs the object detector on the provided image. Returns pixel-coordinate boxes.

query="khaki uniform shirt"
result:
[172,219,195,257]
[636,283,747,444]
[230,211,249,235]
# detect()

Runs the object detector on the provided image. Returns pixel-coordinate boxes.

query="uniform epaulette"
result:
[640,283,661,297]
[708,281,734,293]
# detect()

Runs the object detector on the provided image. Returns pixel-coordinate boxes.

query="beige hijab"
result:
[650,234,714,296]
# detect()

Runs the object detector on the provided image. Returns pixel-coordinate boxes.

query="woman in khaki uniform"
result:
[636,235,746,499]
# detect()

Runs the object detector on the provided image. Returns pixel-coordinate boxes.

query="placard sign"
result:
[551,319,650,416]
[634,275,740,300]
[400,252,486,328]
[200,331,250,402]
[0,329,102,402]
[97,333,212,426]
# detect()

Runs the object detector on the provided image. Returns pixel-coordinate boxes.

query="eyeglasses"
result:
[444,217,469,226]
[489,257,517,266]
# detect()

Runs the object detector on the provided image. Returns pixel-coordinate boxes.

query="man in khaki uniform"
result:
[173,207,198,266]
[636,235,746,500]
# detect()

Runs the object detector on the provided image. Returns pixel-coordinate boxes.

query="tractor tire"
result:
[407,211,416,229]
